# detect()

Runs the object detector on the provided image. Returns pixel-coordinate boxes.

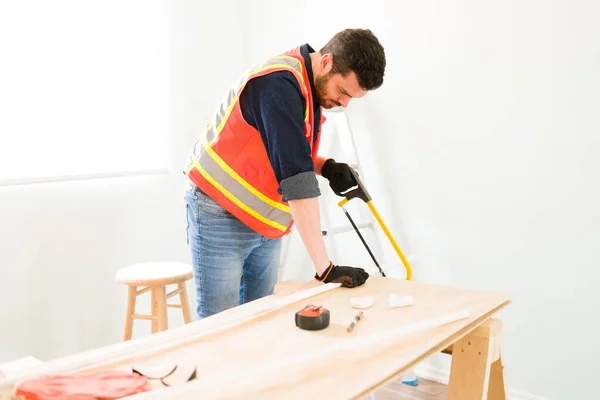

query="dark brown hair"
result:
[319,28,386,91]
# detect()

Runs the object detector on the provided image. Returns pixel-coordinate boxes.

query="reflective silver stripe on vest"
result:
[204,87,237,144]
[196,146,293,230]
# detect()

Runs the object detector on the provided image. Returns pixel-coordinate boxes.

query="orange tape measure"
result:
[295,304,330,330]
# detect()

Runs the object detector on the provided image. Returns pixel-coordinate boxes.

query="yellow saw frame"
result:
[336,169,412,280]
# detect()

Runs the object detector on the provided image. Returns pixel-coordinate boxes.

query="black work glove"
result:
[321,158,358,196]
[314,262,369,288]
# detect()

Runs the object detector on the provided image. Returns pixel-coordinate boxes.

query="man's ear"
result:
[320,53,333,74]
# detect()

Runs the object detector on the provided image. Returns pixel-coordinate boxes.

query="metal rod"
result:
[341,206,386,277]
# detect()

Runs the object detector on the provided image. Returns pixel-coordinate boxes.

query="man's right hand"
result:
[315,262,369,288]
[320,158,359,197]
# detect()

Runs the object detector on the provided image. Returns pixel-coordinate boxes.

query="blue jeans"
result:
[184,185,281,320]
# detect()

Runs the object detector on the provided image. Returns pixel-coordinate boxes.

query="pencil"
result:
[346,311,364,332]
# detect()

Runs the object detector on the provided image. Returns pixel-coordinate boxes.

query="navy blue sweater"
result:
[239,44,322,202]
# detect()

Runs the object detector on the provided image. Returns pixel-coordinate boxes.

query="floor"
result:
[369,377,447,399]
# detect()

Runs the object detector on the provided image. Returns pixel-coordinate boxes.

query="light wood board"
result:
[1,277,511,399]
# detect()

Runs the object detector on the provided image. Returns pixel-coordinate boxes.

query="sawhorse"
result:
[443,318,506,399]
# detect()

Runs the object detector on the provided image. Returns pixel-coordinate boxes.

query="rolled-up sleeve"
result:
[239,71,321,202]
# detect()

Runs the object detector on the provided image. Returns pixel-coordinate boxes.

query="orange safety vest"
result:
[184,46,326,239]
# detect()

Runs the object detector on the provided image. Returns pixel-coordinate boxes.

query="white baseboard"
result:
[414,365,548,400]
[509,390,552,400]
[413,364,449,384]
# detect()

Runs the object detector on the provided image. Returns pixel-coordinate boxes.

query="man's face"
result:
[314,55,368,109]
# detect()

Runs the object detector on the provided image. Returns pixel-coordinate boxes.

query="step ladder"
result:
[278,108,413,282]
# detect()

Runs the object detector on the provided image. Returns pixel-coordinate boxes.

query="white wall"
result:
[242,1,600,399]
[0,0,245,363]
[2,2,598,399]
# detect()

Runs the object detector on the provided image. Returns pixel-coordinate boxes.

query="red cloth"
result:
[14,370,150,400]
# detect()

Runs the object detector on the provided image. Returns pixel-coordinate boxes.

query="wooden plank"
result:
[159,280,510,400]
[123,310,473,399]
[0,282,341,393]
[1,277,510,400]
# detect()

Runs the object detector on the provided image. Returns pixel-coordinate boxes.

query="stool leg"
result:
[150,285,159,334]
[178,281,192,323]
[152,285,168,332]
[123,286,137,341]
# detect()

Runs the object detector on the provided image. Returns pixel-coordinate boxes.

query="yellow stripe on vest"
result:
[202,144,291,214]
[192,155,288,233]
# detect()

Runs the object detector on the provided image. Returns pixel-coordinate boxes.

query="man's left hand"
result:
[315,262,369,288]
[321,158,358,196]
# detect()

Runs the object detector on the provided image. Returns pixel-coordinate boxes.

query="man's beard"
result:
[314,72,341,109]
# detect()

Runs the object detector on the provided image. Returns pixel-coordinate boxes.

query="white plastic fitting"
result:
[350,296,373,309]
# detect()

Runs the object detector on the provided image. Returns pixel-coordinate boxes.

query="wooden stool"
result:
[116,261,193,341]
